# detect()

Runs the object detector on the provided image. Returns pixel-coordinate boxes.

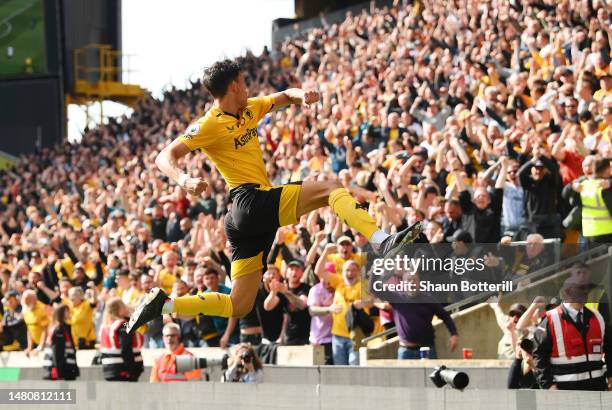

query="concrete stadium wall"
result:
[14,364,513,389]
[0,344,324,368]
[0,381,609,410]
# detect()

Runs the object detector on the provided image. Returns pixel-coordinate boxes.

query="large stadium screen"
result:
[0,0,47,76]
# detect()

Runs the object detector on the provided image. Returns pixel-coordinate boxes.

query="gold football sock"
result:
[328,187,378,239]
[172,293,233,318]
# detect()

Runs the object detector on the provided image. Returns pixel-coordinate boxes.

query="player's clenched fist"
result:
[180,176,208,196]
[303,90,320,105]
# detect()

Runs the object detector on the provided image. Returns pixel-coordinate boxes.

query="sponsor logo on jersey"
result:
[234,128,257,149]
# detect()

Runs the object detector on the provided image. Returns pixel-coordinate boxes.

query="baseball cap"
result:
[2,289,19,304]
[287,260,305,270]
[508,303,527,317]
[6,289,19,298]
[424,186,438,195]
[534,159,546,168]
[449,229,473,243]
[110,209,125,219]
[336,236,353,245]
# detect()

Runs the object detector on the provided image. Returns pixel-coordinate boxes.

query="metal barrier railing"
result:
[361,244,610,345]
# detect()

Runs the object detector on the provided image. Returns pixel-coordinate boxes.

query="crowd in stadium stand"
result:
[0,0,611,383]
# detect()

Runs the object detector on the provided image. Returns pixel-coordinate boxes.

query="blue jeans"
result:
[184,338,206,348]
[398,345,437,360]
[332,335,359,365]
[144,334,163,348]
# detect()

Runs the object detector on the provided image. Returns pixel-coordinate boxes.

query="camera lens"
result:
[240,351,252,363]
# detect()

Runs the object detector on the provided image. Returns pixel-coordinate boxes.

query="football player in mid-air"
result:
[127,59,422,333]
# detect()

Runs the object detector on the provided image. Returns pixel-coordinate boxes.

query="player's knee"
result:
[231,305,250,318]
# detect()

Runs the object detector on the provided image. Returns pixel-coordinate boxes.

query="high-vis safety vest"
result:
[546,306,606,384]
[580,179,612,237]
[99,319,144,380]
[42,324,79,380]
[153,345,202,382]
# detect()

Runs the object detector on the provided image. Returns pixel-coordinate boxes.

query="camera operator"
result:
[506,316,537,389]
[150,322,202,382]
[222,343,263,383]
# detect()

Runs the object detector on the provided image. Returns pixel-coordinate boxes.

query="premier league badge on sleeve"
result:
[185,123,200,138]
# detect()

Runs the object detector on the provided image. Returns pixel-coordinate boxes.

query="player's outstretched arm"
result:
[270,88,320,109]
[155,139,208,196]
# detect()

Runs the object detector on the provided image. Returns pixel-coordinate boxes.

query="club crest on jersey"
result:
[244,108,253,120]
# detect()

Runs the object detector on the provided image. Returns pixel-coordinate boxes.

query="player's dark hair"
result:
[202,59,242,98]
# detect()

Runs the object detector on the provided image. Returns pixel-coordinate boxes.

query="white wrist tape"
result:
[178,173,190,188]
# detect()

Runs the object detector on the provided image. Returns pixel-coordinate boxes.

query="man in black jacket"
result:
[263,260,311,345]
[455,158,507,243]
[441,200,464,242]
[518,153,561,239]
